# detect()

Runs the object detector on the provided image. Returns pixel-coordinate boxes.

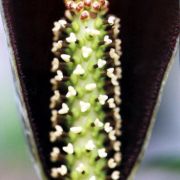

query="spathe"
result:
[0,0,179,179]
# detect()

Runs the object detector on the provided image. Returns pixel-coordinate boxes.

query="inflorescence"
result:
[49,0,122,179]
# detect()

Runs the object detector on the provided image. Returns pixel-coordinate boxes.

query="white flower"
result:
[104,122,113,133]
[107,98,116,108]
[52,19,67,32]
[85,28,100,36]
[50,147,60,162]
[66,86,77,98]
[94,118,103,128]
[52,40,63,52]
[58,165,68,176]
[49,125,63,142]
[61,54,71,62]
[114,152,122,163]
[58,103,69,114]
[109,48,119,61]
[108,158,117,169]
[85,83,97,91]
[89,176,96,180]
[66,32,77,43]
[113,141,121,152]
[108,16,116,25]
[98,94,108,105]
[73,64,85,75]
[76,163,85,173]
[62,143,74,154]
[97,59,106,68]
[107,68,115,78]
[80,101,91,112]
[51,165,68,177]
[85,140,96,151]
[111,171,120,180]
[82,46,92,58]
[104,35,112,45]
[55,70,63,81]
[98,148,107,158]
[70,126,82,134]
[109,130,116,141]
[51,58,59,72]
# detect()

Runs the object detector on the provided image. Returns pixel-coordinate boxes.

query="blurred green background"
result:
[0,14,180,180]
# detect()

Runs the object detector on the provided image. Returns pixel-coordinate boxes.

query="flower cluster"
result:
[64,0,109,20]
[49,1,122,179]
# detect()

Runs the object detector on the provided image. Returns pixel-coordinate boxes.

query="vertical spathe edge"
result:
[0,1,47,180]
[128,38,179,180]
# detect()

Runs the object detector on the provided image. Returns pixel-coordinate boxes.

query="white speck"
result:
[108,16,116,25]
[52,19,67,32]
[65,10,73,20]
[80,101,91,112]
[55,125,63,135]
[98,148,107,158]
[55,70,63,81]
[104,122,113,133]
[85,140,96,151]
[111,171,120,180]
[66,86,77,98]
[116,67,122,79]
[114,95,121,106]
[63,143,74,154]
[97,59,106,68]
[107,98,116,108]
[61,54,71,62]
[58,165,68,176]
[114,107,121,120]
[70,126,82,134]
[50,147,60,162]
[89,176,96,180]
[109,130,116,141]
[108,158,117,169]
[109,48,120,62]
[51,168,59,178]
[51,90,60,102]
[50,110,58,124]
[113,141,121,152]
[82,46,92,58]
[114,152,122,163]
[66,32,77,43]
[52,40,63,52]
[85,28,100,36]
[94,118,103,128]
[49,125,63,142]
[73,64,85,75]
[85,83,97,91]
[107,68,115,78]
[51,58,59,72]
[58,103,69,114]
[104,35,112,45]
[111,76,119,86]
[114,86,121,96]
[76,163,85,173]
[98,94,108,105]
